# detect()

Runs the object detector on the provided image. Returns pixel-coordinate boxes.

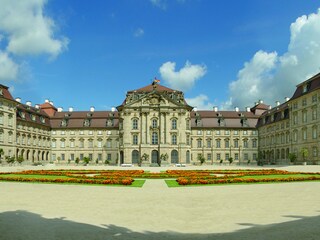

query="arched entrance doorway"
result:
[171,150,179,164]
[132,150,139,164]
[151,150,158,164]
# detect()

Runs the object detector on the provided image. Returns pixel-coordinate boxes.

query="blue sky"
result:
[0,0,320,111]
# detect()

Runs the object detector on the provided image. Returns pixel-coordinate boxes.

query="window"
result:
[70,140,75,148]
[52,154,56,161]
[313,147,318,157]
[152,119,158,128]
[89,154,93,160]
[216,130,220,135]
[88,139,93,148]
[197,130,202,135]
[234,130,239,135]
[253,153,257,160]
[252,139,257,148]
[107,153,111,161]
[133,134,138,145]
[225,139,229,148]
[216,153,221,160]
[197,139,202,148]
[152,132,158,144]
[225,130,230,135]
[225,153,229,160]
[80,130,84,135]
[312,94,317,103]
[8,132,12,143]
[293,113,298,125]
[243,130,248,135]
[61,130,65,135]
[172,119,177,130]
[70,131,75,135]
[243,139,248,148]
[312,108,317,120]
[98,154,102,161]
[52,130,56,135]
[234,153,239,160]
[186,135,190,145]
[293,131,297,142]
[79,139,84,148]
[186,119,190,130]
[98,140,102,148]
[70,154,75,161]
[172,134,177,145]
[302,111,307,123]
[244,153,248,160]
[302,128,307,140]
[252,130,257,135]
[216,139,221,148]
[52,140,56,148]
[302,98,307,106]
[60,140,65,148]
[61,154,65,161]
[206,139,211,148]
[98,130,102,135]
[234,139,239,148]
[89,131,93,135]
[207,153,212,161]
[206,130,211,135]
[132,119,138,130]
[8,114,13,126]
[80,154,84,160]
[313,126,317,139]
[107,139,112,148]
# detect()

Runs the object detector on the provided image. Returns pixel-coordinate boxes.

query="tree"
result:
[288,153,297,164]
[197,154,205,165]
[16,155,24,164]
[228,157,233,165]
[300,148,309,163]
[75,157,80,164]
[83,156,91,165]
[0,148,4,160]
[6,156,15,165]
[159,153,168,166]
[139,153,149,167]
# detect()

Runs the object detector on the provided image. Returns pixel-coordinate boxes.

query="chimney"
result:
[213,106,218,112]
[15,97,21,103]
[194,107,198,112]
[259,99,263,104]
[45,99,49,103]
[49,101,54,105]
[111,107,116,112]
[285,97,290,102]
[246,107,251,112]
[26,101,32,106]
[234,107,239,112]
[268,105,272,110]
[90,106,95,112]
[35,104,40,109]
[57,107,63,112]
[68,107,74,112]
[276,101,280,106]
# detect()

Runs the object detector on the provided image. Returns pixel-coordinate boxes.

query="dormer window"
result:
[30,114,36,121]
[86,113,92,118]
[64,113,70,118]
[83,119,91,127]
[40,116,45,123]
[61,119,68,127]
[19,111,26,119]
[106,119,114,127]
[302,85,308,93]
[0,88,3,96]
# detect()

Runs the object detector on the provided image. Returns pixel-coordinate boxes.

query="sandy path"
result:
[0,165,319,239]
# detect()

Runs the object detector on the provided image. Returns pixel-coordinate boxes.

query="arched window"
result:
[172,119,177,130]
[132,118,138,130]
[171,150,179,164]
[152,132,158,144]
[132,150,139,164]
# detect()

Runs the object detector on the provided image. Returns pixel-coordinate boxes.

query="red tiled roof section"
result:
[251,103,270,110]
[128,83,178,93]
[0,84,15,101]
[50,111,119,129]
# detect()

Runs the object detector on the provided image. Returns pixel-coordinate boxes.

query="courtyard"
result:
[0,165,319,239]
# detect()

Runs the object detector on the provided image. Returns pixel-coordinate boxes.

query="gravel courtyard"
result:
[0,165,319,240]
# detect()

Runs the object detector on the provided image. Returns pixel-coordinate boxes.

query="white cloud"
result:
[0,0,69,57]
[0,50,18,81]
[159,61,207,91]
[227,8,320,109]
[185,94,214,110]
[134,28,144,37]
[150,0,167,9]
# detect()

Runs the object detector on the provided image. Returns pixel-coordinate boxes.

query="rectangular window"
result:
[70,131,75,135]
[216,153,221,160]
[206,130,211,135]
[52,141,56,148]
[252,139,257,148]
[98,153,102,161]
[234,153,239,160]
[70,141,75,148]
[61,154,65,161]
[244,153,248,160]
[234,139,239,148]
[89,131,93,135]
[52,154,56,161]
[225,153,229,160]
[216,140,221,148]
[225,140,229,148]
[206,139,211,148]
[216,130,220,135]
[98,130,102,135]
[79,141,84,148]
[89,154,93,160]
[207,153,212,161]
[225,130,230,135]
[243,130,248,135]
[197,139,202,148]
[60,141,65,148]
[80,154,84,160]
[197,130,202,135]
[98,141,102,148]
[61,131,65,135]
[253,153,257,160]
[107,140,112,148]
[70,154,74,161]
[107,153,111,161]
[88,140,93,148]
[80,131,84,135]
[234,130,238,135]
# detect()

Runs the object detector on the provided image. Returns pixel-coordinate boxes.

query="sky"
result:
[0,0,320,111]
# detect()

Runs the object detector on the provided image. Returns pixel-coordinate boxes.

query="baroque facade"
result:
[0,72,319,165]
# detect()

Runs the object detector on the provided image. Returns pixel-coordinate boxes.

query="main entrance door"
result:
[151,150,158,164]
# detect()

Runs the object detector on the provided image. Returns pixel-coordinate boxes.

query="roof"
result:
[16,104,51,127]
[290,72,320,101]
[191,110,259,128]
[257,102,289,127]
[50,111,119,129]
[0,84,15,101]
[128,83,179,93]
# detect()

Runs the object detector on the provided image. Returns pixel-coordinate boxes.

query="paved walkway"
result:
[0,165,319,239]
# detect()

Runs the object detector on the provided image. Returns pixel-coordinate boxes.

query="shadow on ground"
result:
[0,210,319,240]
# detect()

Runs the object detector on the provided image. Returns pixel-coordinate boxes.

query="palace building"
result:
[0,73,319,165]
